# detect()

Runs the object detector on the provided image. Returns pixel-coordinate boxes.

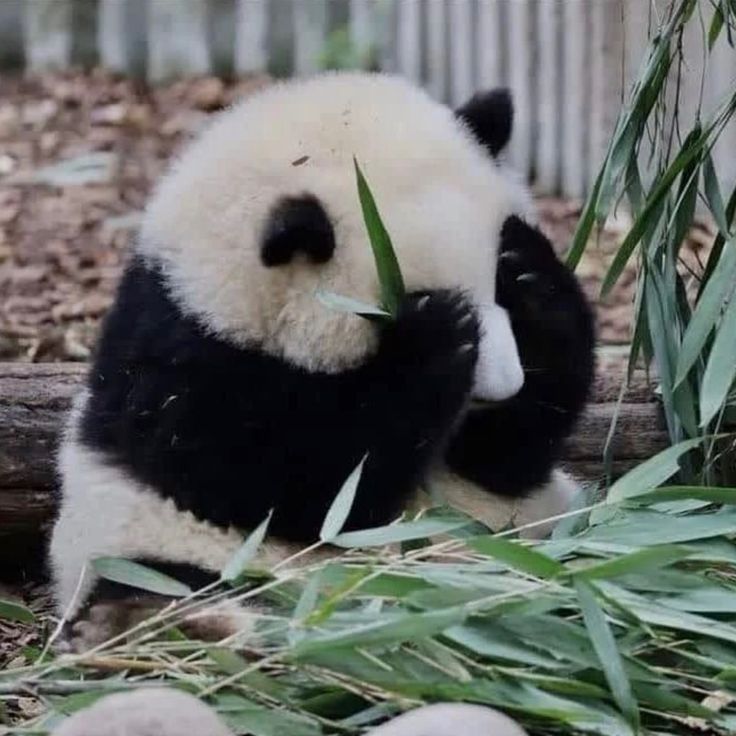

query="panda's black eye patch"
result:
[261,194,335,267]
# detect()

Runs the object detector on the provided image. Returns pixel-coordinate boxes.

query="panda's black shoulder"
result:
[88,255,233,370]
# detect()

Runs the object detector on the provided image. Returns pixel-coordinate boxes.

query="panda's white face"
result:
[140,72,527,376]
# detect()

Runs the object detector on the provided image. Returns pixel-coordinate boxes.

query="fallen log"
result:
[0,351,668,577]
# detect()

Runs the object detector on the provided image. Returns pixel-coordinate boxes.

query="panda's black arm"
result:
[445,217,596,496]
[79,258,478,542]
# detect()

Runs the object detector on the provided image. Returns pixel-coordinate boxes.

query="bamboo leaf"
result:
[469,537,565,579]
[633,485,736,505]
[601,126,706,296]
[293,607,466,657]
[576,580,640,729]
[575,545,692,581]
[221,510,273,582]
[354,158,405,317]
[91,557,192,597]
[0,598,35,623]
[315,290,391,320]
[699,184,736,296]
[703,152,731,237]
[674,241,736,387]
[602,438,703,506]
[708,2,726,50]
[320,455,367,542]
[700,291,736,426]
[331,516,470,548]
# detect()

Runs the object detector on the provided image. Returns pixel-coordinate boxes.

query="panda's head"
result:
[140,72,529,396]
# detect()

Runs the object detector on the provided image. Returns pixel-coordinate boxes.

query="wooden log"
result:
[0,355,668,577]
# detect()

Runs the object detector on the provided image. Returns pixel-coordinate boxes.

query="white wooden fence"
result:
[2,0,735,198]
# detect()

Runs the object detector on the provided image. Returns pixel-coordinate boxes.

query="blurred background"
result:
[0,0,734,363]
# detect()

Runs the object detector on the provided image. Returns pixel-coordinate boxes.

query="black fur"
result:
[455,88,514,157]
[445,216,596,495]
[261,194,336,267]
[80,256,479,542]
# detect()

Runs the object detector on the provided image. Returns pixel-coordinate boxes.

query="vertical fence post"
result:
[147,0,210,82]
[0,0,24,69]
[561,1,586,200]
[396,0,421,83]
[449,0,473,106]
[349,0,374,67]
[235,0,268,74]
[24,0,73,71]
[476,0,502,91]
[292,0,327,76]
[507,0,532,177]
[98,0,130,72]
[535,0,560,194]
[426,0,446,100]
[588,0,623,190]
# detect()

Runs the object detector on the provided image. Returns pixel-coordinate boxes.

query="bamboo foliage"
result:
[570,0,736,486]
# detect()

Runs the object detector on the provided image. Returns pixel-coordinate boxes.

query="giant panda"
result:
[48,72,595,650]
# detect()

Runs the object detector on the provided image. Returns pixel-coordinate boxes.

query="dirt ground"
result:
[1,70,713,364]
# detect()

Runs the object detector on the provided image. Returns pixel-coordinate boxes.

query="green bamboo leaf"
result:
[567,172,603,269]
[575,545,692,581]
[601,126,706,296]
[700,291,736,426]
[445,621,566,668]
[320,454,367,541]
[315,290,391,320]
[699,184,736,296]
[709,2,726,50]
[217,696,321,736]
[586,507,736,545]
[703,152,731,237]
[633,485,736,505]
[91,557,192,597]
[293,606,466,657]
[601,583,736,646]
[331,516,470,548]
[576,580,640,730]
[469,537,565,579]
[354,157,405,317]
[675,241,736,387]
[607,438,703,503]
[221,510,273,582]
[0,598,35,623]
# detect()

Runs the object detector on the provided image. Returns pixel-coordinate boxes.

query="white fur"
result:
[473,303,524,401]
[51,689,233,736]
[416,467,581,540]
[140,72,523,388]
[49,394,308,617]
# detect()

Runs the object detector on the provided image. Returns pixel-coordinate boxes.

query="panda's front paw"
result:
[496,216,564,318]
[391,290,480,375]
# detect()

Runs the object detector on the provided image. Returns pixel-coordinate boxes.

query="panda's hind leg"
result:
[513,468,581,539]
[57,560,259,653]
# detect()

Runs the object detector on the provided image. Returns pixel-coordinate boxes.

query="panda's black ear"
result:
[455,88,513,157]
[261,195,336,267]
